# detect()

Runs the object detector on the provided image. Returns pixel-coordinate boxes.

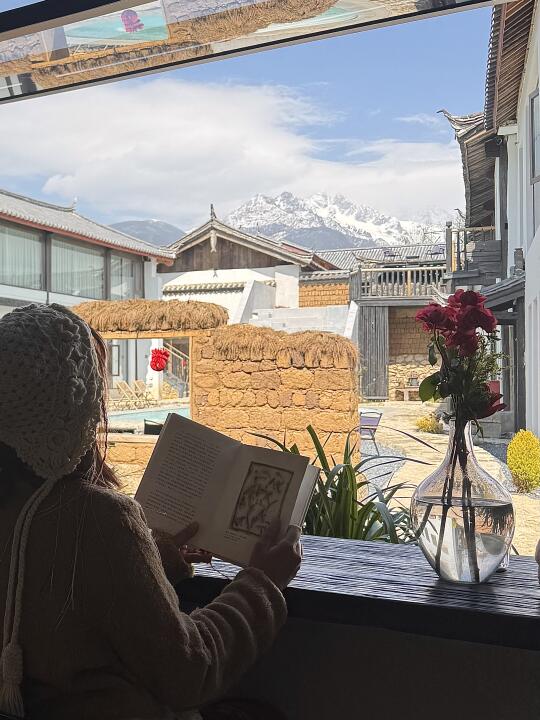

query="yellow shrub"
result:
[507,430,540,492]
[415,414,443,434]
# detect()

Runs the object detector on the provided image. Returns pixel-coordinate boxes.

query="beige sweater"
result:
[0,478,287,720]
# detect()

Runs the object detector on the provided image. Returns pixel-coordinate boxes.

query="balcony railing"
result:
[446,225,497,274]
[352,265,446,299]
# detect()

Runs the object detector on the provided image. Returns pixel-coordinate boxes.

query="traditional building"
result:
[443,0,535,434]
[159,209,448,401]
[158,207,336,323]
[0,187,174,388]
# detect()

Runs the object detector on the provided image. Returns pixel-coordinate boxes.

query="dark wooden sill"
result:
[178,536,540,651]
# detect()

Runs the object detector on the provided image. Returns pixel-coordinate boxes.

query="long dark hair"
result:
[88,327,120,490]
[0,326,120,499]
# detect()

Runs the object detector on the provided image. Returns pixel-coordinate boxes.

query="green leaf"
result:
[419,372,440,402]
[428,342,438,366]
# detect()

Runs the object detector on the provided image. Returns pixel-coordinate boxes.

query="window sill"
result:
[179,536,540,651]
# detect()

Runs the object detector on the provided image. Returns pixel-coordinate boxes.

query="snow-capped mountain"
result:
[226,192,449,250]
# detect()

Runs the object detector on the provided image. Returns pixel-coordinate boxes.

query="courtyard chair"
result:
[133,380,157,407]
[108,386,129,411]
[116,380,143,409]
[359,410,382,456]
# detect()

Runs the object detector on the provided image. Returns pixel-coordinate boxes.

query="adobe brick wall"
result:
[387,307,432,400]
[191,329,359,458]
[299,282,349,307]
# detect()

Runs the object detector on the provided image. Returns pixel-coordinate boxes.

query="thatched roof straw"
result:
[30,0,333,88]
[212,324,357,369]
[167,0,336,45]
[74,299,228,333]
[32,42,208,88]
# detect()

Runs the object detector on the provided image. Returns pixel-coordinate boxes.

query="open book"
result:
[135,413,319,567]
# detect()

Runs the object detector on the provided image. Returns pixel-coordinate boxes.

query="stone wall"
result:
[388,307,432,400]
[299,281,349,308]
[191,328,359,458]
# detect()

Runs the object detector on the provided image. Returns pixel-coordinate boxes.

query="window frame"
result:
[530,89,540,183]
[50,233,106,300]
[110,249,144,300]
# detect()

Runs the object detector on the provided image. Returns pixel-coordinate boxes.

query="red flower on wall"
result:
[150,348,170,372]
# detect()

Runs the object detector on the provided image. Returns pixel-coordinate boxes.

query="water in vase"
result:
[411,497,514,583]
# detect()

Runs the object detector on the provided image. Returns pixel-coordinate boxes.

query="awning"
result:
[0,0,500,105]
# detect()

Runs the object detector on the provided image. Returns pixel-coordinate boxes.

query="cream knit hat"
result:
[0,303,102,480]
[0,303,103,718]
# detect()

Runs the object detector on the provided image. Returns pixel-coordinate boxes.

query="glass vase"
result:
[410,421,514,583]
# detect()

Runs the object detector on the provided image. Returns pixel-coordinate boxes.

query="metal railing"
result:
[445,224,496,273]
[164,342,189,398]
[356,265,446,298]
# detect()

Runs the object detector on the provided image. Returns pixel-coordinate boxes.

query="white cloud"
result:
[396,112,443,127]
[0,78,463,227]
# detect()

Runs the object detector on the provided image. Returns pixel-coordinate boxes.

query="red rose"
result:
[458,304,497,333]
[150,348,170,372]
[447,289,465,307]
[416,303,457,332]
[448,289,486,307]
[446,329,479,357]
[460,290,487,306]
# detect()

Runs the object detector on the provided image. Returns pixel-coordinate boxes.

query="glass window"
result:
[0,221,43,289]
[530,91,540,234]
[0,0,494,106]
[51,236,105,299]
[531,91,540,180]
[111,253,143,299]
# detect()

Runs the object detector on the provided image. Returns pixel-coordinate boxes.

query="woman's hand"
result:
[249,521,302,590]
[154,522,212,586]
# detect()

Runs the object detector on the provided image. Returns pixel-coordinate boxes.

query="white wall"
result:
[160,265,300,310]
[503,3,540,432]
[506,131,521,266]
[233,280,277,324]
[274,265,299,308]
[143,259,161,300]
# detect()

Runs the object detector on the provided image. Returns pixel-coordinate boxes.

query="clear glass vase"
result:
[410,421,514,583]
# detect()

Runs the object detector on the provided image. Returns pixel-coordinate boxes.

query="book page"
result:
[194,445,309,566]
[291,465,320,527]
[135,413,239,538]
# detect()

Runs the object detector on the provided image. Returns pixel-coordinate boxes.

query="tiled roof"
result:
[164,281,246,292]
[318,244,446,269]
[441,111,496,228]
[300,269,350,282]
[0,188,174,262]
[484,0,535,130]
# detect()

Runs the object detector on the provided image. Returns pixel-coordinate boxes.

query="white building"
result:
[157,208,353,333]
[0,187,174,387]
[444,0,540,434]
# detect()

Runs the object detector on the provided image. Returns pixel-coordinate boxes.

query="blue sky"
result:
[170,7,491,152]
[2,1,40,9]
[0,6,491,227]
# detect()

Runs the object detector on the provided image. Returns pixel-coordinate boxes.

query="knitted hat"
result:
[0,303,103,718]
[0,303,103,480]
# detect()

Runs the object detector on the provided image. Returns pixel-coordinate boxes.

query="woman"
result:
[0,304,301,720]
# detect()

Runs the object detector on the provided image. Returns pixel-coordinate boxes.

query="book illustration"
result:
[231,462,293,536]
